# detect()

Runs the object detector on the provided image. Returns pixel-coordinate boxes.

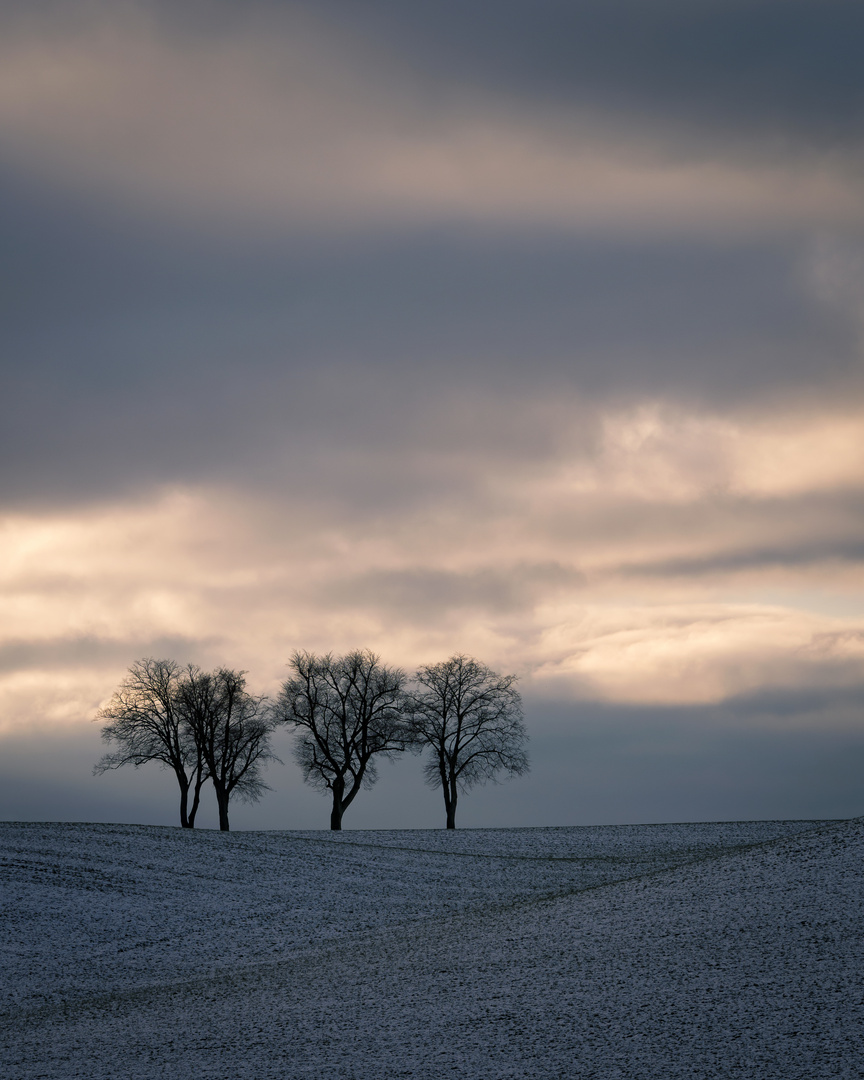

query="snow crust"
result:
[2,818,862,1078]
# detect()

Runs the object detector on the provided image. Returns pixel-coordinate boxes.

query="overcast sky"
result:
[2,0,863,830]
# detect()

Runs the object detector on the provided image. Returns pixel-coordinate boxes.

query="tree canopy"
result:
[95,658,207,828]
[95,658,277,830]
[408,654,528,829]
[277,649,411,829]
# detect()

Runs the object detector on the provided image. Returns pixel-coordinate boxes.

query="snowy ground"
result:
[2,818,862,1078]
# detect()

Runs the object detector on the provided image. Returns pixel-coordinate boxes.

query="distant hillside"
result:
[2,819,861,1078]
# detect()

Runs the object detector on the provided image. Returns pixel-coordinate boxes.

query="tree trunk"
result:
[443,777,458,830]
[187,772,205,829]
[177,772,192,828]
[330,775,345,830]
[214,783,231,831]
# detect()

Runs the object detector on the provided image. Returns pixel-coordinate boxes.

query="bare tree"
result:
[408,654,528,829]
[277,650,410,830]
[177,666,278,832]
[94,658,207,828]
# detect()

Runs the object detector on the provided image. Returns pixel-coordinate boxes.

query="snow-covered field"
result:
[2,817,862,1078]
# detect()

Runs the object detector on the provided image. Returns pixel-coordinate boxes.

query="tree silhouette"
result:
[408,654,528,829]
[95,659,277,830]
[277,650,410,829]
[94,658,207,828]
[178,666,278,832]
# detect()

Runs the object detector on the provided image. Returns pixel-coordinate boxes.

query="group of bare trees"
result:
[96,651,528,831]
[95,659,278,830]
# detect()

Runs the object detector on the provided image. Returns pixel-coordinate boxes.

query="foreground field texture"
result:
[2,819,862,1079]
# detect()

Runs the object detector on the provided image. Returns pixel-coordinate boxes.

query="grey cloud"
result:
[1,1,861,243]
[48,0,854,162]
[325,563,586,619]
[307,0,864,155]
[0,635,224,677]
[619,537,864,578]
[525,690,864,824]
[20,0,859,155]
[538,490,864,576]
[2,165,859,509]
[719,679,864,723]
